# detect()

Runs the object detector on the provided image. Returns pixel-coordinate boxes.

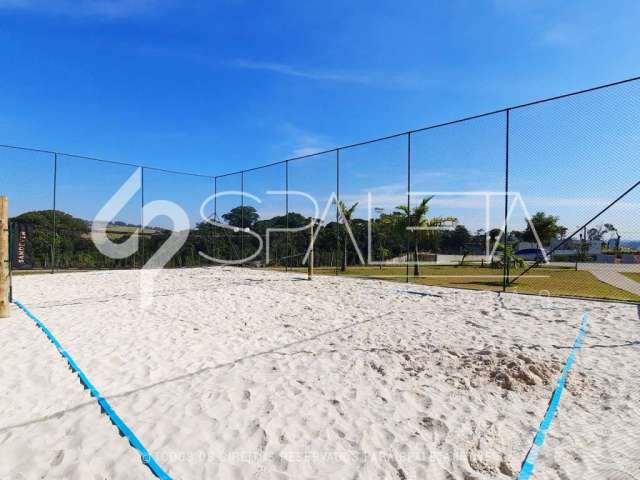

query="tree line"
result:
[11,200,576,271]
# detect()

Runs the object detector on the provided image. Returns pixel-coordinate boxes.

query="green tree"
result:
[587,226,604,241]
[496,243,525,269]
[222,206,259,228]
[441,225,471,253]
[558,226,568,240]
[523,212,564,245]
[393,196,456,276]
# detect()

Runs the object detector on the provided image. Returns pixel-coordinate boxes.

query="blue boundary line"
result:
[517,312,590,479]
[13,299,172,480]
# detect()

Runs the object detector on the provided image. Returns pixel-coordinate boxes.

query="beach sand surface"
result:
[1,267,638,479]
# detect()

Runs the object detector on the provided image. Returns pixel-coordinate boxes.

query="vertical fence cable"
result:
[213,177,217,261]
[140,167,145,268]
[503,109,510,291]
[51,153,57,273]
[8,221,14,302]
[335,149,340,275]
[406,132,411,283]
[240,171,244,262]
[285,161,289,272]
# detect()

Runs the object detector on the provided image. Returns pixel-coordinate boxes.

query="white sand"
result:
[1,267,638,479]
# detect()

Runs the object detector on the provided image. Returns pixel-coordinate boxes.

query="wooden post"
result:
[308,220,314,280]
[1,196,9,318]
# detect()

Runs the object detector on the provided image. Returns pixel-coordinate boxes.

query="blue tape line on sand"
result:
[13,299,172,480]
[517,312,590,480]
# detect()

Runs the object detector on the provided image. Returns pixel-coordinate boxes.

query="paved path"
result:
[578,264,640,296]
[542,262,640,296]
[549,262,640,273]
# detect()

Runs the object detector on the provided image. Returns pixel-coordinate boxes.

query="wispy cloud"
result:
[0,0,171,18]
[228,59,373,85]
[226,59,435,89]
[134,47,436,89]
[535,22,582,47]
[491,0,595,48]
[276,122,333,158]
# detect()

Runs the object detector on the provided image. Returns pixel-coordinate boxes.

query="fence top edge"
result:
[3,74,639,179]
[213,74,640,176]
[0,144,216,180]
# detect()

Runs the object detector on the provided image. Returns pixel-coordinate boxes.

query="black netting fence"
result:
[142,168,214,269]
[206,173,241,265]
[409,113,506,290]
[1,147,54,270]
[242,163,287,268]
[340,136,407,279]
[55,154,142,270]
[2,76,639,302]
[507,79,640,301]
[287,152,337,270]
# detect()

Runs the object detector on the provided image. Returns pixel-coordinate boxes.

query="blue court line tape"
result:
[517,312,590,480]
[13,299,172,480]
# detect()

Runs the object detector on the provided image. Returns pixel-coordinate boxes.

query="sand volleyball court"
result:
[1,267,638,479]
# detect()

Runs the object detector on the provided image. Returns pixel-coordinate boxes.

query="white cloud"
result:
[275,122,333,159]
[226,59,436,89]
[227,59,373,85]
[134,49,436,89]
[0,0,170,18]
[290,146,325,157]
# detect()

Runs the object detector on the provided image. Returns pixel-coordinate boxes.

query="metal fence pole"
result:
[240,171,244,263]
[503,109,510,292]
[8,218,13,303]
[308,220,314,280]
[285,161,289,272]
[213,177,217,261]
[51,153,57,273]
[335,149,340,275]
[0,196,9,317]
[140,167,145,268]
[406,132,411,283]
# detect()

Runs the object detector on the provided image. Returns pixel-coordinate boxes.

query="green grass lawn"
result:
[90,226,158,241]
[621,272,640,284]
[276,264,640,302]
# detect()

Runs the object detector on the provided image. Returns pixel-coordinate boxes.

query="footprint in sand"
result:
[419,416,449,446]
[50,449,64,467]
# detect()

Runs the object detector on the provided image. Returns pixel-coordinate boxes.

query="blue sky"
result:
[1,0,639,238]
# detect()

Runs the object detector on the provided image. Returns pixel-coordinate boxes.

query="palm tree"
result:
[337,200,359,272]
[558,226,568,240]
[394,196,457,276]
[495,242,525,269]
